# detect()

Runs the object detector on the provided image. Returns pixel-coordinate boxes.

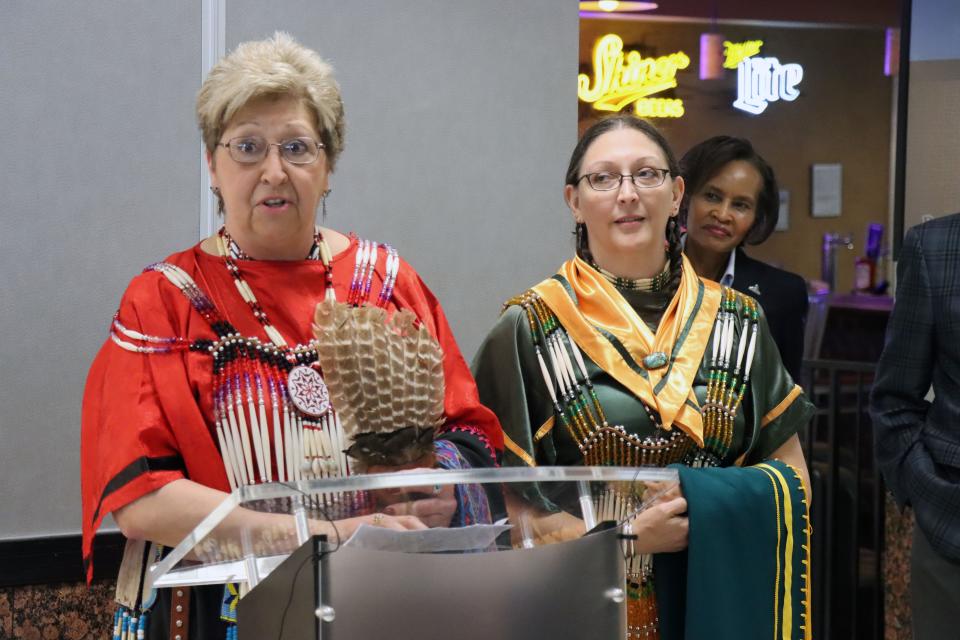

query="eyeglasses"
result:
[577,168,671,191]
[217,136,325,165]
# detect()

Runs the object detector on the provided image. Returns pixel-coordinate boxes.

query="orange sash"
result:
[531,255,721,446]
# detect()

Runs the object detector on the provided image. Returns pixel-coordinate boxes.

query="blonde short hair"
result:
[196,32,346,169]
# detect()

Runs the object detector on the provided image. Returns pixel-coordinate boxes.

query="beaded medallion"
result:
[287,365,331,417]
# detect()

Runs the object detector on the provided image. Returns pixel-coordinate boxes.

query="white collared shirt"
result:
[719,248,736,287]
[680,234,737,286]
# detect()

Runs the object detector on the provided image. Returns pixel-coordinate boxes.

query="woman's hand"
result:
[314,511,429,542]
[627,485,688,554]
[368,468,458,528]
[379,486,458,528]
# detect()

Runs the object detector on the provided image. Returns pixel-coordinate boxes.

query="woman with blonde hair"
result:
[81,33,501,639]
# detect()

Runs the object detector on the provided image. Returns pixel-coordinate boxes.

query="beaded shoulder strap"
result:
[348,238,400,307]
[701,286,759,458]
[146,262,237,339]
[108,262,232,354]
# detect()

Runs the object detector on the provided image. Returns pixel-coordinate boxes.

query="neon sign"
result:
[723,40,763,69]
[733,57,803,115]
[578,34,690,118]
[634,98,684,118]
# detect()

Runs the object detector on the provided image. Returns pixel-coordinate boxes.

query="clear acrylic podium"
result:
[147,466,678,639]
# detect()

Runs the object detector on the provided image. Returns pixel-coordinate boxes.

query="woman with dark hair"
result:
[473,116,814,638]
[680,135,808,381]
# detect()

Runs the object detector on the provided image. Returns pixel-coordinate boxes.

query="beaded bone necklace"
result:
[592,259,671,292]
[212,226,348,487]
[110,228,400,493]
[509,281,758,469]
[212,227,400,487]
[216,226,335,348]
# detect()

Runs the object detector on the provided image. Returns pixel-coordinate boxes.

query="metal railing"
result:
[801,359,885,640]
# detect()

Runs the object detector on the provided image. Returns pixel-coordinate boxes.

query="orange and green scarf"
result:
[531,255,721,447]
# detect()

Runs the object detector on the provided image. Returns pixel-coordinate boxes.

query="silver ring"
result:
[432,484,442,496]
[372,513,384,525]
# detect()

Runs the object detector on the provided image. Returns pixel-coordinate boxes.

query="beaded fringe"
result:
[112,607,148,640]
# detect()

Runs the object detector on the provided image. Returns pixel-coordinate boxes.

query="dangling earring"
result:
[210,186,224,216]
[321,189,332,220]
[664,216,677,253]
[575,221,591,261]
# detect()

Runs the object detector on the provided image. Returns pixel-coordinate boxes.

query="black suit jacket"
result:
[870,214,960,561]
[731,249,809,383]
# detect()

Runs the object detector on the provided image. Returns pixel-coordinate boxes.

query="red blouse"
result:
[80,237,502,580]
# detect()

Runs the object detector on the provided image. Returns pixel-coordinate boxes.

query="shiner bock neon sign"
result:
[578,34,689,118]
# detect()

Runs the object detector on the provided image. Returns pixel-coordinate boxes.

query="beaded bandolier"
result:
[503,283,760,640]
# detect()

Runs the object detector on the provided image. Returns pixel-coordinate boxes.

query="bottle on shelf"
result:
[854,223,884,294]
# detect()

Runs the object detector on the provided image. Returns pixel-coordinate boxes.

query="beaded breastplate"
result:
[109,239,400,491]
[508,285,759,469]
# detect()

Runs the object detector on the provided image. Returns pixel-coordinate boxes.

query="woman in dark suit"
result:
[680,136,808,382]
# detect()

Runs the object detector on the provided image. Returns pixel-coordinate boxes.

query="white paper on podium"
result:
[343,520,512,553]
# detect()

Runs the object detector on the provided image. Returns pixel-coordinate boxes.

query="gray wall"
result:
[0,1,578,539]
[902,0,960,231]
[911,0,960,62]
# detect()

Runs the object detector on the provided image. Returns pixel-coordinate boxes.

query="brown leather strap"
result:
[169,586,191,640]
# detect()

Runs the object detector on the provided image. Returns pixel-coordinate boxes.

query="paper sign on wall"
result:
[811,164,843,217]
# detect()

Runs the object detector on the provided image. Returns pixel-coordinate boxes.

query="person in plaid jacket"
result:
[871,213,960,639]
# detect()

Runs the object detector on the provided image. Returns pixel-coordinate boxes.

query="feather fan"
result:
[312,299,445,469]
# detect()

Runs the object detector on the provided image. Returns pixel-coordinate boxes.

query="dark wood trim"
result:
[0,532,124,587]
[892,0,912,260]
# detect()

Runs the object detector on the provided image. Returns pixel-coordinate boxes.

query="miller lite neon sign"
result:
[733,56,803,115]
